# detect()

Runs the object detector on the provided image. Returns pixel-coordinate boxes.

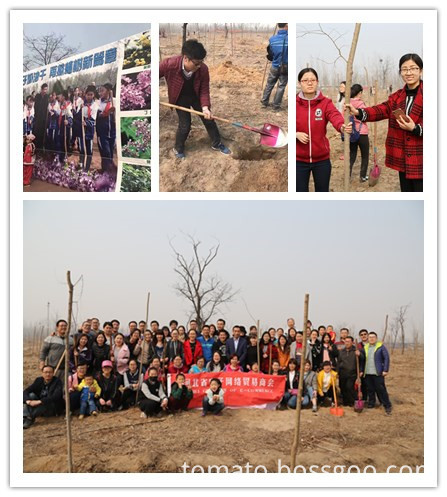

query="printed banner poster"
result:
[168,372,286,409]
[23,30,151,192]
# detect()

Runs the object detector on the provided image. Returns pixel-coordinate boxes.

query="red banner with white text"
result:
[168,372,285,409]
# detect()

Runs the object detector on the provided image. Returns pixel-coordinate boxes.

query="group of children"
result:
[24,316,392,429]
[23,82,116,186]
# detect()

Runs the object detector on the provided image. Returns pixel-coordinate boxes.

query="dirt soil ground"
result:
[23,345,423,473]
[322,89,400,193]
[159,30,288,192]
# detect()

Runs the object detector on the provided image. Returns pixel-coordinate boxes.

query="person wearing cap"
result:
[96,359,122,411]
[139,367,168,418]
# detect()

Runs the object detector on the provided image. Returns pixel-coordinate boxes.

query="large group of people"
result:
[296,53,423,192]
[24,315,392,429]
[23,82,116,186]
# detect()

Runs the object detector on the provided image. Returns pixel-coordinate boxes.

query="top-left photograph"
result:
[22,23,152,192]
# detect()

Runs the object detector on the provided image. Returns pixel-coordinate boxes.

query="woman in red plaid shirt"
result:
[346,53,423,192]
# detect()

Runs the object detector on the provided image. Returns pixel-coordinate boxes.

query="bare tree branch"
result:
[169,235,239,328]
[23,32,80,71]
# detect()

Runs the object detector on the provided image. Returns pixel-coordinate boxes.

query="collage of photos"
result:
[12,7,437,490]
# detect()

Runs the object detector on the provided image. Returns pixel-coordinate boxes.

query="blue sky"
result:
[23,200,423,339]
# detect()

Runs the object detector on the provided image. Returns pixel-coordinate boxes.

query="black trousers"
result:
[399,172,423,192]
[121,389,137,409]
[296,159,331,192]
[23,393,61,419]
[365,374,392,409]
[139,398,162,416]
[174,94,221,152]
[349,135,370,178]
[339,373,356,406]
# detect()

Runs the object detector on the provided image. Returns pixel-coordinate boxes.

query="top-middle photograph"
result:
[159,23,288,192]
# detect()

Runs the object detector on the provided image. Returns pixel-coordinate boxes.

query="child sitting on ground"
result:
[169,373,193,412]
[201,378,224,416]
[77,374,101,419]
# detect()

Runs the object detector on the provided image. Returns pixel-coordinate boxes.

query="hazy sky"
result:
[23,200,423,338]
[24,23,150,55]
[296,23,423,85]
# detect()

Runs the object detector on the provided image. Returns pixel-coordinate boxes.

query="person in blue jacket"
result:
[197,324,214,363]
[261,23,288,111]
[363,331,392,415]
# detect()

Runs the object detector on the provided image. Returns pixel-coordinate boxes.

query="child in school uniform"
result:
[46,92,60,152]
[23,133,35,187]
[79,85,99,171]
[96,83,116,173]
[71,87,84,153]
[77,374,101,419]
[55,91,73,163]
[23,96,35,136]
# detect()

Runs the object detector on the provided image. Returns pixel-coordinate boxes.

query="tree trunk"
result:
[343,23,362,192]
[182,23,188,46]
[65,271,74,473]
[290,293,310,469]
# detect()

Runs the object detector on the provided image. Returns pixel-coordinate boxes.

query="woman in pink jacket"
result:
[349,84,370,182]
[296,68,351,192]
[111,333,130,376]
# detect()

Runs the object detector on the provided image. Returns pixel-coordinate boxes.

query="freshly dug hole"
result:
[231,145,279,161]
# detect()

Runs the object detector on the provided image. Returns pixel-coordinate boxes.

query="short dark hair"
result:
[322,360,332,367]
[129,320,138,326]
[182,39,206,60]
[298,68,318,82]
[399,53,423,71]
[103,321,113,328]
[217,318,226,325]
[359,329,368,335]
[56,319,67,327]
[111,319,120,326]
[278,23,287,28]
[41,83,48,89]
[150,320,159,326]
[346,336,354,341]
[85,85,96,94]
[369,331,378,337]
[169,320,178,327]
[42,364,54,371]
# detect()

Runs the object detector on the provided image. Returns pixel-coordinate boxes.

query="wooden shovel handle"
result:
[160,101,232,125]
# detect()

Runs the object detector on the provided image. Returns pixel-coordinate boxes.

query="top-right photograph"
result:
[296,23,423,192]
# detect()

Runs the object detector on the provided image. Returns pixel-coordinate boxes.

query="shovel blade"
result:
[259,123,288,148]
[330,407,344,417]
[354,400,364,412]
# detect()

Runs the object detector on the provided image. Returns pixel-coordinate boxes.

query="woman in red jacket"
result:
[346,53,423,192]
[259,331,278,374]
[183,329,203,368]
[296,68,352,192]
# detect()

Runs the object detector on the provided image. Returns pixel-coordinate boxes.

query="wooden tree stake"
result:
[290,293,310,469]
[65,271,74,473]
[343,23,362,191]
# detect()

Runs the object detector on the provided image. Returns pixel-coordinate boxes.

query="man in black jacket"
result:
[337,336,364,406]
[23,365,64,429]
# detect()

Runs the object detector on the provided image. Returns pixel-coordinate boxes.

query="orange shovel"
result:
[330,377,344,417]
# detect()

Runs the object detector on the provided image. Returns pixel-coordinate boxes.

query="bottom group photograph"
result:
[18,199,427,480]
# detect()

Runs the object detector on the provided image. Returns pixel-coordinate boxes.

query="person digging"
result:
[159,38,231,159]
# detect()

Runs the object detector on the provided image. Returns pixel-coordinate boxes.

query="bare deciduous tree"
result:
[23,33,80,71]
[170,235,238,329]
[396,304,410,354]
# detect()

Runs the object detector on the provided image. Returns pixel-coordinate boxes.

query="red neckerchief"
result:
[102,99,112,116]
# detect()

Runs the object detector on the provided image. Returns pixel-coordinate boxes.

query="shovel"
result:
[330,377,344,417]
[160,102,288,148]
[354,340,364,413]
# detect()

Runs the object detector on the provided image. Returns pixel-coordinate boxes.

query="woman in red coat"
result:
[183,329,203,368]
[346,53,423,192]
[296,68,352,192]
